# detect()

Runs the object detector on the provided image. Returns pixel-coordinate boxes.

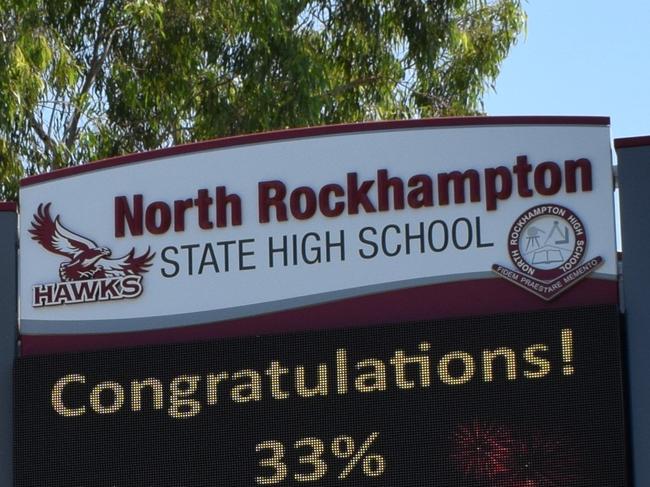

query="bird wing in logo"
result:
[29,203,99,258]
[29,203,155,281]
[96,248,155,277]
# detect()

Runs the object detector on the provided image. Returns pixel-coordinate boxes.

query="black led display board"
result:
[15,305,626,486]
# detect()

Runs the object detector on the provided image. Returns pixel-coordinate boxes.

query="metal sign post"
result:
[615,136,650,487]
[0,202,17,487]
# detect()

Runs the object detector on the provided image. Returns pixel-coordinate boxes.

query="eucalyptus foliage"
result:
[0,0,525,200]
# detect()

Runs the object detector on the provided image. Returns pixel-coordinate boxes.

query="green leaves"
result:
[0,0,525,201]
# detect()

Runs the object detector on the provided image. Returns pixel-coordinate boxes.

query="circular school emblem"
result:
[507,204,586,281]
[492,204,602,301]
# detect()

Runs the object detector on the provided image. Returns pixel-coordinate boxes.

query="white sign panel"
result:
[19,118,618,340]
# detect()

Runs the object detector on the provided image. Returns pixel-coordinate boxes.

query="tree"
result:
[0,0,525,201]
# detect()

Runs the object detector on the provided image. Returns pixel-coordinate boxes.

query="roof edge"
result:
[0,202,17,212]
[614,135,650,150]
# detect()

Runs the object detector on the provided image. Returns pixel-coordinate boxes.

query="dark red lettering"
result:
[377,169,405,211]
[347,173,376,214]
[407,175,434,208]
[319,184,345,217]
[534,161,562,195]
[194,189,214,229]
[215,186,242,227]
[484,166,513,211]
[145,202,172,234]
[565,158,593,193]
[173,199,193,232]
[513,155,533,197]
[259,180,287,223]
[290,186,317,220]
[437,170,480,206]
[115,195,143,237]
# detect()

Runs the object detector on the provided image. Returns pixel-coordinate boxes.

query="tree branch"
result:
[28,114,58,158]
[324,75,383,97]
[63,2,125,153]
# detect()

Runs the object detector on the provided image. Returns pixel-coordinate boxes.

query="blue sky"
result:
[484,0,650,142]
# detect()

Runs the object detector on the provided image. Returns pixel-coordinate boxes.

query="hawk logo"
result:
[30,203,155,307]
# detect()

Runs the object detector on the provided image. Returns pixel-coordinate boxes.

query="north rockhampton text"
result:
[113,155,593,236]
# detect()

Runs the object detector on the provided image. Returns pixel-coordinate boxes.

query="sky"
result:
[483,0,650,143]
[483,0,649,247]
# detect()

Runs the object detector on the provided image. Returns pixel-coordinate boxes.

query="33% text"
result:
[255,432,385,484]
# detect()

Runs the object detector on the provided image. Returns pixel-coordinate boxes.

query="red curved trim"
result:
[21,116,610,187]
[614,135,650,150]
[20,276,617,356]
[0,202,17,212]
